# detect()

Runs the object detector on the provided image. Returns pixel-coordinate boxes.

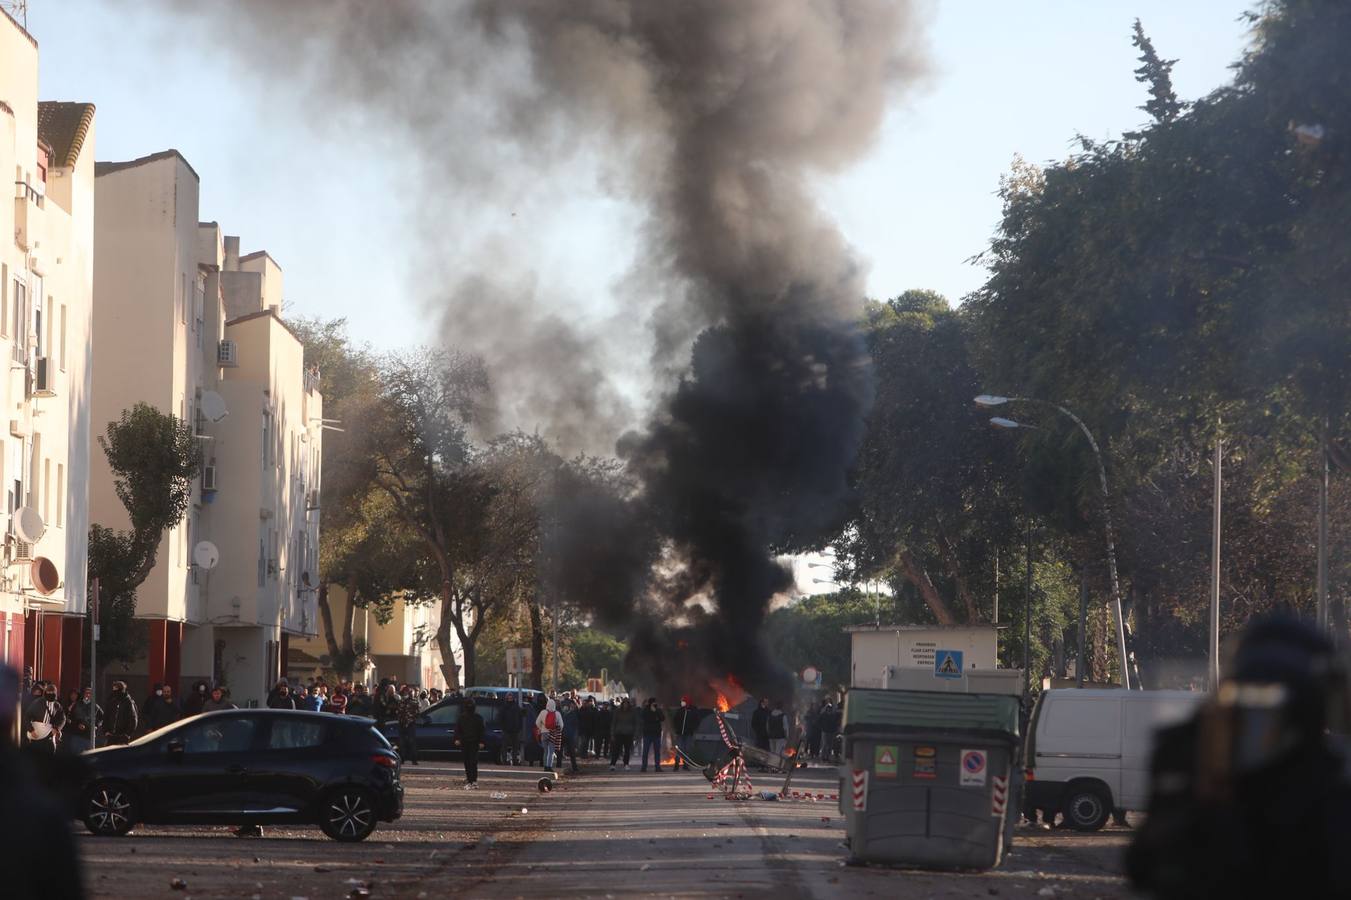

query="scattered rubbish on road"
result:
[349,889,370,899]
[169,878,187,891]
[759,791,779,800]
[521,807,529,814]
[483,835,497,846]
[490,791,508,799]
[821,817,832,824]
[1036,888,1057,897]
[313,865,331,873]
[640,864,651,871]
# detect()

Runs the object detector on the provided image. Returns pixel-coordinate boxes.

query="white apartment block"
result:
[1,10,95,694]
[91,149,321,707]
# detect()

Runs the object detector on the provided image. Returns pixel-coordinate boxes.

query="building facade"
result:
[290,587,450,691]
[1,10,96,694]
[91,150,321,707]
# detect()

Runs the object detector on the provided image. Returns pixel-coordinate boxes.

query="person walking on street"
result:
[673,696,699,770]
[820,700,842,763]
[751,698,771,752]
[457,698,486,789]
[143,683,183,733]
[609,697,638,771]
[536,699,564,772]
[25,684,65,754]
[375,683,400,727]
[184,680,211,716]
[804,701,822,760]
[639,697,666,772]
[104,680,138,745]
[66,686,103,753]
[596,700,613,760]
[500,695,524,765]
[202,685,236,712]
[560,696,581,773]
[397,685,422,765]
[767,700,788,757]
[577,696,598,758]
[267,680,297,710]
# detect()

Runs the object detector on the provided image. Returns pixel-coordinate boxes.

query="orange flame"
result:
[784,746,797,758]
[716,693,732,713]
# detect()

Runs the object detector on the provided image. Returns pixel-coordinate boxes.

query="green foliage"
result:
[1131,20,1182,125]
[764,591,877,690]
[87,403,201,671]
[570,628,628,683]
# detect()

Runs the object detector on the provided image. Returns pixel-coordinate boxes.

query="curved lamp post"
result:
[976,394,1132,690]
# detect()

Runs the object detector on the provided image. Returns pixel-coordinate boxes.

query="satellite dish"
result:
[30,557,59,594]
[193,540,220,570]
[14,507,44,543]
[199,390,228,423]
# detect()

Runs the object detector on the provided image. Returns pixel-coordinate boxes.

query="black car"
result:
[79,709,402,842]
[380,696,515,760]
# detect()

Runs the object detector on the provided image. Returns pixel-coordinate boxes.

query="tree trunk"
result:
[528,599,545,691]
[317,580,342,665]
[435,581,461,689]
[341,579,358,674]
[934,519,979,623]
[894,548,958,625]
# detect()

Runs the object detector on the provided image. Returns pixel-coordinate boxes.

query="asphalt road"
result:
[76,757,1132,899]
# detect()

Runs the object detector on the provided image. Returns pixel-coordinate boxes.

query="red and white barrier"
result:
[851,769,868,812]
[991,774,1008,817]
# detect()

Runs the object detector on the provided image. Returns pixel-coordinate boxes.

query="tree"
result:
[1131,20,1182,125]
[570,628,627,685]
[87,403,201,670]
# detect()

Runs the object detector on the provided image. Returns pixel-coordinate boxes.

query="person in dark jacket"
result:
[609,698,638,771]
[202,684,236,713]
[142,683,183,732]
[266,680,297,710]
[396,685,422,765]
[595,701,613,760]
[560,697,581,774]
[577,696,599,758]
[639,697,666,773]
[24,684,65,754]
[104,680,138,744]
[751,698,771,752]
[457,698,486,788]
[673,696,699,771]
[500,696,525,765]
[347,683,374,717]
[767,700,788,757]
[183,679,211,716]
[804,701,822,760]
[820,700,842,762]
[375,683,400,726]
[66,686,103,753]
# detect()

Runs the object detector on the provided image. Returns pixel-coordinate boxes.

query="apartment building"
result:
[0,10,95,693]
[290,587,450,690]
[91,149,321,707]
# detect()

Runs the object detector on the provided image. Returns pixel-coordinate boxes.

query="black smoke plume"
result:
[160,0,929,698]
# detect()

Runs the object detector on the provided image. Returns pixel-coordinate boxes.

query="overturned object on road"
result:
[840,688,1024,870]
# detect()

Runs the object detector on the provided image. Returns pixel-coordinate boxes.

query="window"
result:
[258,539,266,588]
[176,716,260,754]
[59,304,66,371]
[268,719,326,750]
[42,458,49,522]
[55,464,63,528]
[262,410,272,469]
[44,295,52,360]
[426,704,460,726]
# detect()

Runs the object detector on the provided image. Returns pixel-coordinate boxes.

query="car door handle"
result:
[225,764,249,775]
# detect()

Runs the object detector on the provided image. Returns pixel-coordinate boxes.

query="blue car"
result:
[379,697,508,759]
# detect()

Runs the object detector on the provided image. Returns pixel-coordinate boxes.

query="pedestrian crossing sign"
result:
[935,650,963,679]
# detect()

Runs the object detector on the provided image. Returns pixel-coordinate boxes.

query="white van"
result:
[1024,688,1204,830]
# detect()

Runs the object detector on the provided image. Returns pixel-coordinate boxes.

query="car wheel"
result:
[320,787,377,842]
[1062,783,1111,832]
[84,782,137,836]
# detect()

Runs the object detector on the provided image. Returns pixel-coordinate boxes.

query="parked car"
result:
[78,709,402,842]
[380,696,509,759]
[1024,688,1204,830]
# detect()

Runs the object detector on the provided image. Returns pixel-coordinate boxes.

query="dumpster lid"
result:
[842,688,1021,736]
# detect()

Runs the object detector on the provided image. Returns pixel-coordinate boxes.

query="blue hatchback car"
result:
[379,697,509,760]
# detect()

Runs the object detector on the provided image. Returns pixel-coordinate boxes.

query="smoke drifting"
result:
[169,0,930,695]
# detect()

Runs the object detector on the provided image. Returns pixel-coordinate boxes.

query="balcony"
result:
[13,180,44,250]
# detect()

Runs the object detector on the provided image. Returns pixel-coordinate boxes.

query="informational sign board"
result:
[913,745,936,780]
[506,647,533,675]
[960,748,987,787]
[935,649,964,679]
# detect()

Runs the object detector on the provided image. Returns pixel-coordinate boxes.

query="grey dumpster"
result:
[839,689,1024,869]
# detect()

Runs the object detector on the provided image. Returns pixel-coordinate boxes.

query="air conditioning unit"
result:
[32,356,54,396]
[202,465,218,492]
[218,339,238,367]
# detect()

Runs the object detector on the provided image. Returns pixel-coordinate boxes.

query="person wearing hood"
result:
[673,696,699,771]
[639,698,666,773]
[104,680,139,745]
[751,698,771,752]
[143,683,183,733]
[24,683,65,754]
[202,685,236,713]
[560,696,581,774]
[500,695,525,766]
[609,697,638,771]
[767,699,788,757]
[65,686,103,753]
[456,698,486,789]
[184,679,211,716]
[536,698,564,772]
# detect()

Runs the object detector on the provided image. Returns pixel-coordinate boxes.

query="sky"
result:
[22,0,1258,595]
[24,0,1256,355]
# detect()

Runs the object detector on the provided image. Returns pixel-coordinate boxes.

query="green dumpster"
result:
[839,688,1024,869]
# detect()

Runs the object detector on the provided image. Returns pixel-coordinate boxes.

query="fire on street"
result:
[78,760,1130,899]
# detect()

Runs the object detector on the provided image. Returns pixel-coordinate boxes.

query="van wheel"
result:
[1063,783,1110,831]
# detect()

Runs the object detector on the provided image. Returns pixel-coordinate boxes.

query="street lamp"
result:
[976,394,1133,690]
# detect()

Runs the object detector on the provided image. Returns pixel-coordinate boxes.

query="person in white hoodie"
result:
[535,698,564,772]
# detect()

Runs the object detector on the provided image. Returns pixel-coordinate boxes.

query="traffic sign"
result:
[875,745,898,779]
[960,748,987,787]
[934,649,963,679]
